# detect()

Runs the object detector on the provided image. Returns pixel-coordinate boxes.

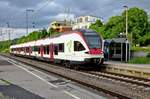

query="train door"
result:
[40,45,44,57]
[24,47,26,55]
[29,46,32,56]
[50,43,54,62]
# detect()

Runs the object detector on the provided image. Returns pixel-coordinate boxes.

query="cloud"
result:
[0,0,150,28]
[0,0,43,8]
[51,13,75,21]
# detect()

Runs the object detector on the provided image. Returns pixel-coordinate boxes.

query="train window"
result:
[54,45,58,55]
[20,48,22,51]
[31,46,34,53]
[74,41,85,51]
[38,46,40,54]
[19,48,20,52]
[34,46,38,52]
[83,31,102,49]
[26,47,29,53]
[46,45,49,54]
[30,47,33,53]
[25,47,26,52]
[58,43,64,52]
[44,46,46,54]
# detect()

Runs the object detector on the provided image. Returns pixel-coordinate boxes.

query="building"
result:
[48,21,72,33]
[72,15,101,30]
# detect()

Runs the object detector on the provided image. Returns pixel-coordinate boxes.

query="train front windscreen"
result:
[83,32,102,49]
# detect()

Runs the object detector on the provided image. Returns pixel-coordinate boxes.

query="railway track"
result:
[86,71,150,88]
[1,54,150,99]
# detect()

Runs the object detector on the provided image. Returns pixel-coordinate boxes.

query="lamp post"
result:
[26,9,34,35]
[123,5,129,62]
[6,22,11,41]
[123,5,128,37]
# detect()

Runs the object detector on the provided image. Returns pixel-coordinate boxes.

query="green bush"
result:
[129,57,150,64]
[131,46,150,52]
[147,53,150,57]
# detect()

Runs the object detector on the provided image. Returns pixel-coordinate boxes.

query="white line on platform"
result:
[7,58,52,78]
[2,56,81,99]
[63,91,81,99]
[6,58,58,88]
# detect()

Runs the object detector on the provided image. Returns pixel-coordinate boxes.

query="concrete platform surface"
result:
[105,61,150,67]
[0,55,108,99]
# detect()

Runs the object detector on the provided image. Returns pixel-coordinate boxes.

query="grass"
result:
[131,46,150,52]
[128,57,150,64]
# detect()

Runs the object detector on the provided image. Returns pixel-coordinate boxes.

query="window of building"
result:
[77,18,80,23]
[58,43,64,52]
[85,17,88,22]
[79,18,82,22]
[57,24,60,26]
[74,41,85,51]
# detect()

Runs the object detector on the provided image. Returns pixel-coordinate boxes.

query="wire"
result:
[34,0,54,14]
[0,0,54,28]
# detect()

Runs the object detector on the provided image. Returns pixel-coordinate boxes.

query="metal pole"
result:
[125,7,128,37]
[26,9,34,36]
[124,5,128,62]
[129,42,130,60]
[126,41,128,62]
[6,22,10,40]
[26,9,28,36]
[0,27,2,41]
[1,28,3,41]
[121,43,123,61]
[0,27,2,36]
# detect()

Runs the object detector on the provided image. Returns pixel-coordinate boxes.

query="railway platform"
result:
[103,61,150,78]
[0,55,108,99]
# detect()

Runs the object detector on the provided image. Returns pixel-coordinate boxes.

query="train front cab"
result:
[68,30,104,65]
[82,31,104,65]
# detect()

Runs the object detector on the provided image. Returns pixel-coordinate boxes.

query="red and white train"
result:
[10,29,104,66]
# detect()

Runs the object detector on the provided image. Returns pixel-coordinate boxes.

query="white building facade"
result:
[72,15,101,30]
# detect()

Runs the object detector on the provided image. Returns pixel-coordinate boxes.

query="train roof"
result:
[10,29,99,48]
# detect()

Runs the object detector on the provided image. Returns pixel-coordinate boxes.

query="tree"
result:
[90,7,150,46]
[122,7,148,45]
[90,19,103,30]
[48,28,57,36]
[105,16,124,38]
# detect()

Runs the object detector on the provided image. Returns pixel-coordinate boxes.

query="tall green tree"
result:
[122,7,148,45]
[90,7,150,46]
[105,16,124,38]
[90,19,103,30]
[89,20,106,38]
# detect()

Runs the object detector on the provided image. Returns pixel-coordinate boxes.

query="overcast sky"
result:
[0,0,150,29]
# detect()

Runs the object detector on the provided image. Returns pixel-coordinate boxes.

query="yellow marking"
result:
[0,79,11,85]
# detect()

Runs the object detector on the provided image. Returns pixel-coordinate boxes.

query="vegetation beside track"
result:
[129,57,150,64]
[0,28,57,52]
[131,46,150,52]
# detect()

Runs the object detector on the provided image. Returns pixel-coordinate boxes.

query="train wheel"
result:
[73,64,79,70]
[100,58,104,65]
[63,61,70,68]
